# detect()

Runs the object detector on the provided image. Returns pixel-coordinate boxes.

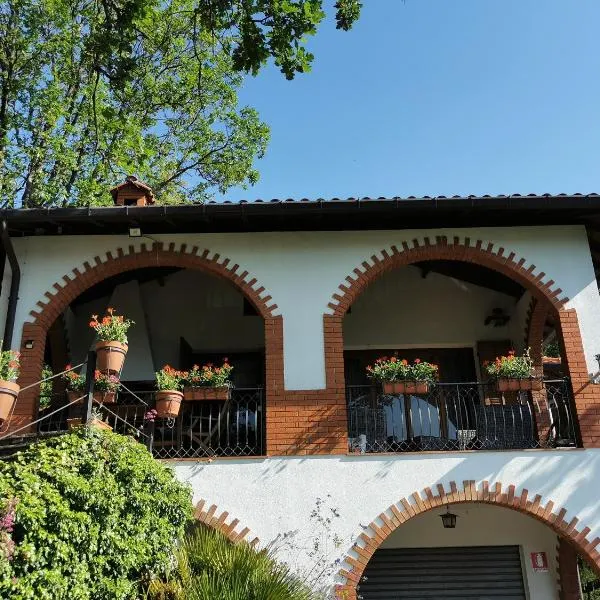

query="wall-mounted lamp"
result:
[24,340,34,349]
[440,506,457,529]
[129,227,142,238]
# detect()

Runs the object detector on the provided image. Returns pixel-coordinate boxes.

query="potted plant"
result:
[63,367,120,403]
[0,349,20,424]
[366,356,438,394]
[90,307,134,373]
[63,365,85,404]
[155,365,185,418]
[68,408,112,431]
[93,370,120,404]
[183,359,233,401]
[484,348,542,391]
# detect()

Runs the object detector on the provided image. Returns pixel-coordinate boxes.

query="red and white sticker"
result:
[530,552,548,572]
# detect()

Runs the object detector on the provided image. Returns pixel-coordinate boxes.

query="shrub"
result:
[0,429,192,599]
[148,524,322,600]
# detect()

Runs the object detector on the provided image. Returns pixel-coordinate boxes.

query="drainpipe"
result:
[1,221,20,349]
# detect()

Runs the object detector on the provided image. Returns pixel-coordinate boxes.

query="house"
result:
[2,181,600,599]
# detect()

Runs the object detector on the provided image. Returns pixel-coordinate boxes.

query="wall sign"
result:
[530,552,548,572]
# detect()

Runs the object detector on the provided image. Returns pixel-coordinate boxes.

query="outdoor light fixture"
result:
[440,506,457,529]
[129,227,142,238]
[24,340,34,349]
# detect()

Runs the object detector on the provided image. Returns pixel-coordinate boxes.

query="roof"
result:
[109,176,155,202]
[4,193,600,236]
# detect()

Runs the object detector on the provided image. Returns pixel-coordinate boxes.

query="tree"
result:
[0,428,192,599]
[0,0,361,207]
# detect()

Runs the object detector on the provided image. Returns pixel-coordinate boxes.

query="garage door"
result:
[360,546,526,599]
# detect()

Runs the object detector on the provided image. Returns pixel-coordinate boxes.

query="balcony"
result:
[36,387,265,459]
[346,379,578,453]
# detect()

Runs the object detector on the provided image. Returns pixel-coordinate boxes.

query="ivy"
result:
[0,429,192,599]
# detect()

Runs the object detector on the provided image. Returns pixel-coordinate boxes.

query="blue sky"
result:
[218,0,600,201]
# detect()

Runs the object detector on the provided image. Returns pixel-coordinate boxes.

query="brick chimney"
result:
[110,176,155,206]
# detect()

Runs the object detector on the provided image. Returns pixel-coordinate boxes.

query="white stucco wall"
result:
[173,448,600,595]
[9,225,600,389]
[344,265,520,349]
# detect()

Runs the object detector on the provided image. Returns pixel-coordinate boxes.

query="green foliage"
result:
[0,0,361,207]
[366,356,439,383]
[185,360,233,388]
[0,348,20,381]
[543,340,561,358]
[38,364,53,410]
[148,524,322,600]
[155,365,187,391]
[0,0,270,207]
[0,428,192,599]
[484,348,535,379]
[89,309,134,344]
[198,1,362,79]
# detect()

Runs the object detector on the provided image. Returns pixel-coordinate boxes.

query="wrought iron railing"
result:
[109,387,265,459]
[346,379,578,453]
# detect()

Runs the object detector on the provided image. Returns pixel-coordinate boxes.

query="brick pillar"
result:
[3,322,47,433]
[558,538,582,600]
[265,314,348,455]
[558,309,600,447]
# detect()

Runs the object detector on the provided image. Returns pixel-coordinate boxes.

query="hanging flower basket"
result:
[0,380,19,423]
[382,381,430,395]
[184,386,231,401]
[497,378,543,392]
[155,390,183,418]
[95,341,128,373]
[90,308,134,373]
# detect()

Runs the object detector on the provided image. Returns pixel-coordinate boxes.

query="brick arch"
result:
[335,479,600,600]
[14,242,283,426]
[327,236,568,317]
[194,499,259,546]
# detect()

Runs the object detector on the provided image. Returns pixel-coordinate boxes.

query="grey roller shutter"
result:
[360,545,526,599]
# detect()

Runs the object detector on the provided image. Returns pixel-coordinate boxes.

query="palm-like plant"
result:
[148,525,323,600]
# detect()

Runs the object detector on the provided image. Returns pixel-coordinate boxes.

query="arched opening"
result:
[336,481,599,600]
[32,262,268,457]
[356,503,580,599]
[342,259,578,453]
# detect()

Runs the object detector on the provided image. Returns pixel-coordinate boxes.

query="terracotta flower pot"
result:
[89,418,112,431]
[95,341,128,373]
[183,386,231,401]
[93,391,116,404]
[497,378,543,392]
[155,390,183,418]
[382,381,429,395]
[67,390,84,405]
[0,380,19,424]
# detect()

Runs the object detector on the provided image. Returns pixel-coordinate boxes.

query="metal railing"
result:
[109,387,264,458]
[0,352,263,460]
[346,379,578,453]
